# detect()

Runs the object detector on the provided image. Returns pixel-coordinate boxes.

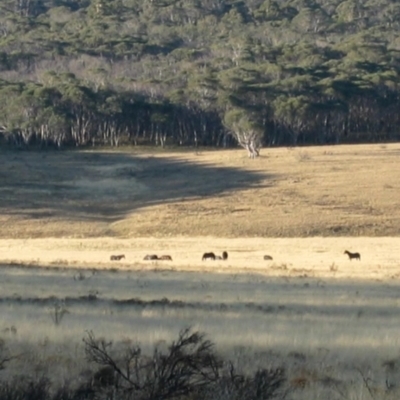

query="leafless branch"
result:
[83,327,222,399]
[356,367,376,400]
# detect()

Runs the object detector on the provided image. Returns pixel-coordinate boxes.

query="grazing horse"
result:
[264,255,273,260]
[202,252,216,261]
[344,250,361,261]
[159,255,173,261]
[222,251,228,260]
[144,254,159,260]
[110,254,125,261]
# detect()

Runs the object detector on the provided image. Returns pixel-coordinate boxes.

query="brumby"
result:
[344,250,361,261]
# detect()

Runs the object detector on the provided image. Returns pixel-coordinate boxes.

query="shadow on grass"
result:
[1,263,400,320]
[2,263,400,372]
[0,149,272,222]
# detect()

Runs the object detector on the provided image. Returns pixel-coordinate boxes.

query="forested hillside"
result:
[1,0,400,152]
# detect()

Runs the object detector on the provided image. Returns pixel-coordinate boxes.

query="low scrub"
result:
[0,328,285,400]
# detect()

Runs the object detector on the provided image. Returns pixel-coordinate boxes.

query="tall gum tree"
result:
[223,108,263,158]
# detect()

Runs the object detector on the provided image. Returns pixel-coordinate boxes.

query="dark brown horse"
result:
[264,255,273,260]
[110,254,125,261]
[202,252,216,261]
[144,254,159,260]
[159,255,173,261]
[222,251,228,260]
[344,250,361,261]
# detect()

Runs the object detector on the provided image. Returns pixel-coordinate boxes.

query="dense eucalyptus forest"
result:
[0,0,400,154]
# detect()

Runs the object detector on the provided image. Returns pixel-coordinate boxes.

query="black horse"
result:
[202,252,216,261]
[344,250,361,261]
[222,251,228,260]
[110,254,125,261]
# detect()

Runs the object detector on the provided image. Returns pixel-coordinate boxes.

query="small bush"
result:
[49,301,70,326]
[83,328,286,400]
[0,329,286,400]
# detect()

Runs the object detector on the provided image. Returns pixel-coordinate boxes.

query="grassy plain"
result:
[1,143,400,279]
[1,143,400,240]
[1,144,400,399]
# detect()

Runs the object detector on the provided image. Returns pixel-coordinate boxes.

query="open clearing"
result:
[0,236,400,280]
[1,142,399,279]
[1,143,400,239]
[1,144,400,398]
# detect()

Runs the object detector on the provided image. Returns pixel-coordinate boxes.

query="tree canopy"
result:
[1,0,400,150]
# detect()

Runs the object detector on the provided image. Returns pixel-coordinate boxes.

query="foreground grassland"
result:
[1,143,400,239]
[1,264,400,400]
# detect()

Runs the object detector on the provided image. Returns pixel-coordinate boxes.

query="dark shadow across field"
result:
[0,149,270,222]
[1,263,399,306]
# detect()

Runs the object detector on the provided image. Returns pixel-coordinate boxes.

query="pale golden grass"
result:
[112,144,400,238]
[0,143,400,279]
[0,143,399,240]
[0,236,399,280]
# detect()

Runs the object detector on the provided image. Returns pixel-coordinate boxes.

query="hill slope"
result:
[1,144,399,239]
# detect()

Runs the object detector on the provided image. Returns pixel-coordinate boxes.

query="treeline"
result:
[0,75,228,148]
[1,0,400,152]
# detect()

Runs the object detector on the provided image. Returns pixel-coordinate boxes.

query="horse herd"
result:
[109,252,231,262]
[109,250,361,262]
[110,254,173,261]
[202,251,228,261]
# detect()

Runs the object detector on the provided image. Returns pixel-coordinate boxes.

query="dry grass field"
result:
[1,144,400,399]
[1,143,399,240]
[1,262,400,399]
[1,143,400,278]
